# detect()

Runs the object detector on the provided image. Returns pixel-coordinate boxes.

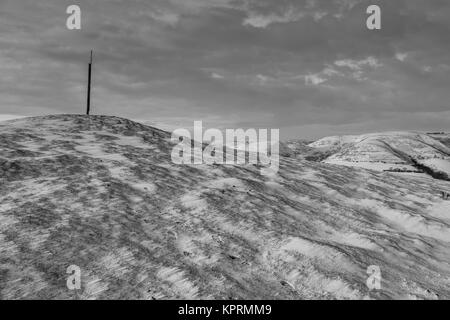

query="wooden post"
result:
[86,50,93,115]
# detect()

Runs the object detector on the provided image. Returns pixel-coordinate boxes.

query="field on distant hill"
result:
[307,132,450,180]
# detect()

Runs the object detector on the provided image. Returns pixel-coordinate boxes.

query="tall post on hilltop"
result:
[86,50,93,115]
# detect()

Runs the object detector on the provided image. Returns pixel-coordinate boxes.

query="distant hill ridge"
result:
[307,131,450,180]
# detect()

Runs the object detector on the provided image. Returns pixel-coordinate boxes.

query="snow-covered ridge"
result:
[1,115,450,300]
[309,131,450,179]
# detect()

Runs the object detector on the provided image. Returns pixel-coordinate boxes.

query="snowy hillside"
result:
[309,132,450,179]
[1,115,450,300]
[428,133,450,149]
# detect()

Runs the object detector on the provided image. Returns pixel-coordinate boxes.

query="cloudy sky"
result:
[0,0,449,139]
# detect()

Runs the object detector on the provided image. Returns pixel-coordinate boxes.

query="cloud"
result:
[305,74,327,85]
[243,8,305,28]
[0,0,450,139]
[146,11,180,27]
[395,52,408,62]
[334,57,382,70]
[211,72,225,79]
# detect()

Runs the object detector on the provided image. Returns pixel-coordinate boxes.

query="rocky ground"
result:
[0,115,449,299]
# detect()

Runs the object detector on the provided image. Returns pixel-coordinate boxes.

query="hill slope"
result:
[1,115,450,299]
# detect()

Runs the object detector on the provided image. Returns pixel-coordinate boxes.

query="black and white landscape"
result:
[1,0,450,300]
